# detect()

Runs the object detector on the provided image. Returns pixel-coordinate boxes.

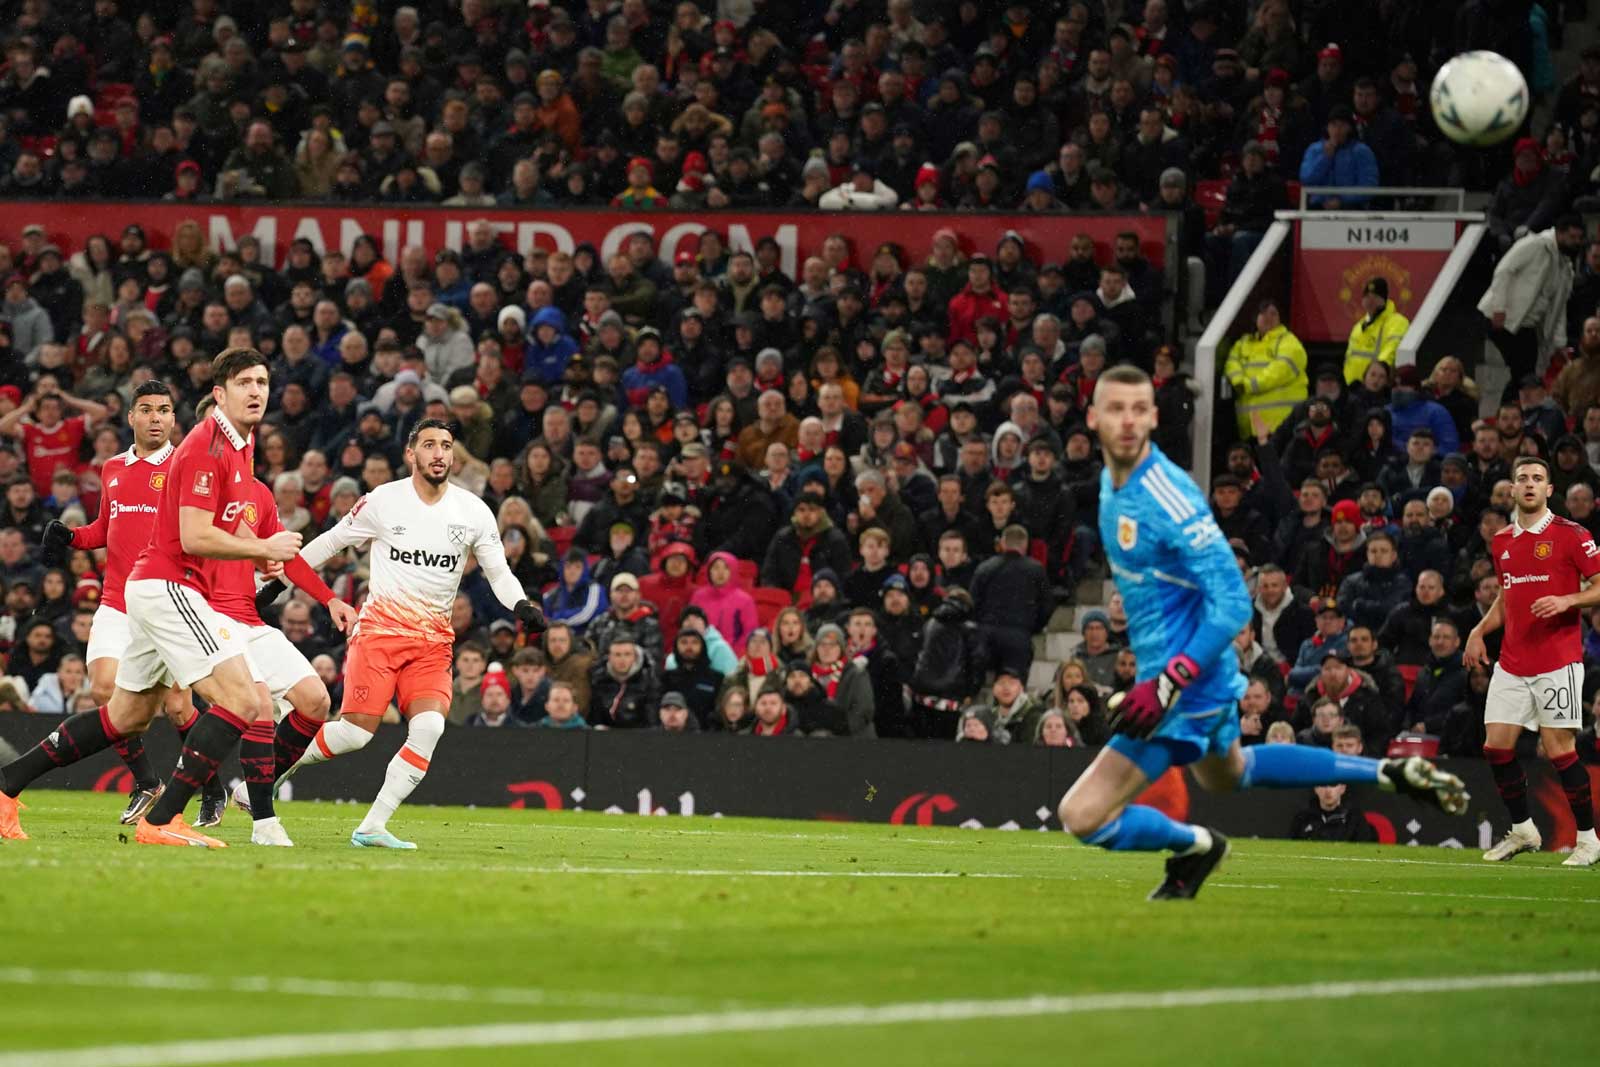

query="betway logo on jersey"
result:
[108,500,158,519]
[389,545,460,569]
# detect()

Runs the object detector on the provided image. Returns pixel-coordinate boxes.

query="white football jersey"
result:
[300,478,526,643]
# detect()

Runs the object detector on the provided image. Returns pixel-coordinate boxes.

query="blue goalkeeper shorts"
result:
[1106,704,1241,781]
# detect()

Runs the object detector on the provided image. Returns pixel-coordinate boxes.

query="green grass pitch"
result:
[2,790,1597,1066]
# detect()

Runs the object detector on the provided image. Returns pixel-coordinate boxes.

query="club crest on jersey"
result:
[1117,515,1138,551]
[192,470,212,497]
[218,627,230,641]
[242,502,258,526]
[1535,541,1553,560]
[353,685,370,703]
[448,524,469,545]
[149,472,166,491]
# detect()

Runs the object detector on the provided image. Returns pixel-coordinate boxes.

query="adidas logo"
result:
[109,478,119,487]
[233,472,242,483]
[1501,550,1510,560]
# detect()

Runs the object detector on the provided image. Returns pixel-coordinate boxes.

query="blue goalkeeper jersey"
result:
[1098,444,1252,714]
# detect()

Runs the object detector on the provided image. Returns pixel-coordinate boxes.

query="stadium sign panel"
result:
[1290,216,1461,344]
[2,713,1580,849]
[18,203,1169,281]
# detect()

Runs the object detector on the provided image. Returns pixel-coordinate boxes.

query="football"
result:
[1429,51,1529,146]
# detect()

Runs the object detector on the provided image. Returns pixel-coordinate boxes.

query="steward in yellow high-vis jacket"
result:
[1225,299,1308,436]
[1343,277,1409,384]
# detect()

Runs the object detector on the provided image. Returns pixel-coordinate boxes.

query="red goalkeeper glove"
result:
[1107,654,1201,740]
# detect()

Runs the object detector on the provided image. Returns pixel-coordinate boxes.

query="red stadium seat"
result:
[548,525,577,559]
[751,586,793,628]
[1398,664,1421,702]
[1193,179,1228,228]
[734,559,758,587]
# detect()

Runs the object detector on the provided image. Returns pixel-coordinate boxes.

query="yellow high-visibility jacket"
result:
[1225,324,1308,436]
[1343,301,1410,384]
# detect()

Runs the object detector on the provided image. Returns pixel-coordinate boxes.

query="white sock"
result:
[1513,818,1539,837]
[1578,827,1599,846]
[282,719,372,782]
[357,712,444,835]
[1178,826,1213,857]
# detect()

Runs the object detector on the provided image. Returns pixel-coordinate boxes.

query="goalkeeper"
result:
[1058,367,1470,900]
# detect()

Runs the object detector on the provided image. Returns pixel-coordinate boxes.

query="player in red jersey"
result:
[38,382,212,826]
[1466,456,1600,867]
[0,376,110,498]
[188,394,355,846]
[0,349,300,846]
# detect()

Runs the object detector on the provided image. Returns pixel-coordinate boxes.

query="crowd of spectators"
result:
[0,0,1597,755]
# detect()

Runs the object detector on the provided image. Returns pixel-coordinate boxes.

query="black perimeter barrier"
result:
[2,713,1594,848]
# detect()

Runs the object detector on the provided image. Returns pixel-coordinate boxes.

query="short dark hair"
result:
[1097,364,1152,390]
[1512,455,1551,479]
[132,381,174,403]
[212,346,269,384]
[1556,213,1585,233]
[407,417,454,449]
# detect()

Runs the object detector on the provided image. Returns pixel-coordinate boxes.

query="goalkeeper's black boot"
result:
[1149,829,1229,901]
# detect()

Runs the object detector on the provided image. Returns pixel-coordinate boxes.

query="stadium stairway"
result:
[1026,572,1115,692]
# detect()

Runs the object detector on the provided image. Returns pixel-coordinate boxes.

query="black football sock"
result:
[1552,750,1595,833]
[273,711,320,780]
[1,707,122,798]
[146,708,247,826]
[239,718,277,820]
[1484,746,1531,824]
[112,734,161,791]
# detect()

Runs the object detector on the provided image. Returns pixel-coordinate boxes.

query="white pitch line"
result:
[4,856,1024,880]
[3,970,1596,1067]
[0,967,711,1012]
[1212,883,1599,906]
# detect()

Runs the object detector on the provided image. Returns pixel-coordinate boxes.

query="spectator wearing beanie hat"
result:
[466,663,523,727]
[900,162,942,210]
[1020,170,1064,212]
[1487,138,1564,253]
[610,156,668,209]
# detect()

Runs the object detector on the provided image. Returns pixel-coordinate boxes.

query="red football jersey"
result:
[128,408,256,597]
[21,416,87,497]
[208,478,280,628]
[70,442,175,612]
[1491,510,1600,676]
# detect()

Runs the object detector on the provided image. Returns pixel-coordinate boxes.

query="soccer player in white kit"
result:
[277,419,546,848]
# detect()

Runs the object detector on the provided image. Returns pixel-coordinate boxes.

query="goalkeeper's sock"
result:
[112,733,161,791]
[283,718,372,782]
[1551,749,1595,834]
[1484,746,1532,824]
[356,711,443,834]
[1081,804,1198,853]
[1239,744,1382,790]
[239,718,278,820]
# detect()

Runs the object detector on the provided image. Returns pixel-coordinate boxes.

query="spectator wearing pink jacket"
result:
[690,551,759,655]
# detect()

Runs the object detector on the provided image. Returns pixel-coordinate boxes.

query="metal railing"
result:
[1190,219,1293,490]
[1296,186,1469,212]
[1396,222,1488,368]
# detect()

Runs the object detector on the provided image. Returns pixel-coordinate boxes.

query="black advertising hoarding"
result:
[2,713,1592,848]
